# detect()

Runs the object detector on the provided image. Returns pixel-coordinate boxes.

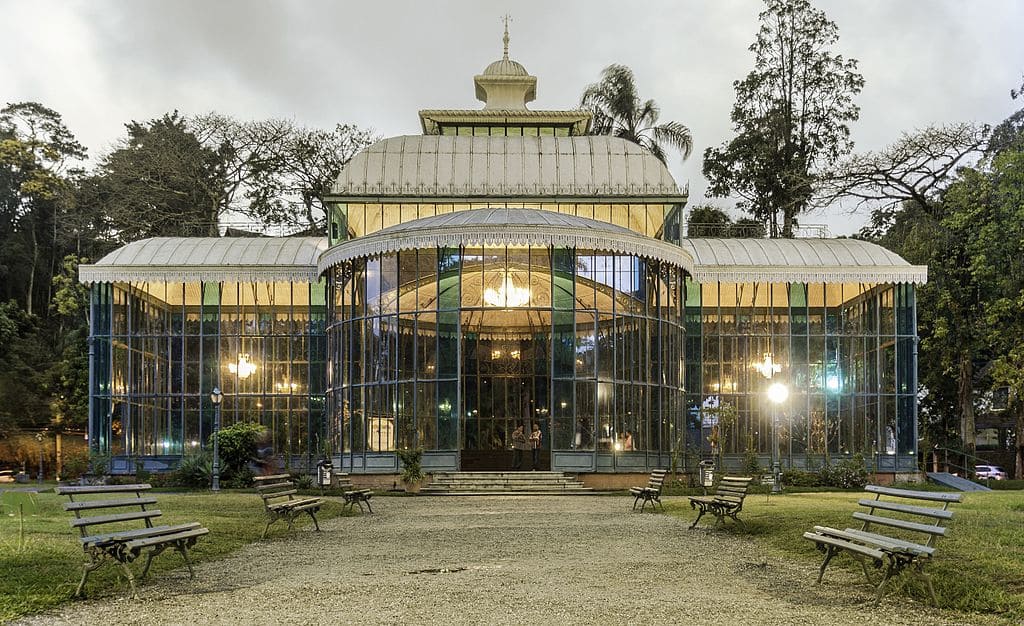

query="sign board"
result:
[762,473,776,485]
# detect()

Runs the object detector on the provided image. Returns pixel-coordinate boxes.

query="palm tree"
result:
[580,64,693,164]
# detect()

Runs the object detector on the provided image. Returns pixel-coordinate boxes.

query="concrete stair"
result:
[421,471,592,495]
[926,471,992,492]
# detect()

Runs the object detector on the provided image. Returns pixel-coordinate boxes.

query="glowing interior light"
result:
[826,375,841,391]
[228,354,257,379]
[767,382,790,404]
[483,272,530,308]
[755,353,782,378]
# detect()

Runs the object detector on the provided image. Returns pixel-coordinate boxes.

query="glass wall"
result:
[328,202,683,244]
[326,245,687,468]
[684,280,917,471]
[89,280,327,466]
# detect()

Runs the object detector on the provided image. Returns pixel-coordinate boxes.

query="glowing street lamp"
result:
[756,353,787,494]
[210,387,224,492]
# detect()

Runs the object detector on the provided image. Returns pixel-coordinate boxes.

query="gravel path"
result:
[18,495,991,625]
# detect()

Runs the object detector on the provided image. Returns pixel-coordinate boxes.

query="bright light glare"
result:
[767,382,789,404]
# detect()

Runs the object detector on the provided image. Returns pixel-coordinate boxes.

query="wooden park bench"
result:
[254,474,324,539]
[629,469,668,511]
[803,485,962,605]
[55,484,209,599]
[687,476,752,528]
[342,488,373,513]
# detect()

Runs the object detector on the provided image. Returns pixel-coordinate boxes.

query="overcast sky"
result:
[3,0,1022,235]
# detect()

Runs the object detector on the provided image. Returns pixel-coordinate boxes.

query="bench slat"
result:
[256,481,293,492]
[840,527,935,557]
[857,498,954,520]
[804,529,886,561]
[81,524,173,547]
[852,512,947,536]
[110,522,203,543]
[262,489,298,500]
[253,474,291,483]
[71,509,162,528]
[864,485,962,503]
[65,497,158,512]
[56,484,152,495]
[124,527,209,552]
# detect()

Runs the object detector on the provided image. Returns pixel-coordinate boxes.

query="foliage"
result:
[293,473,314,490]
[780,467,822,487]
[173,450,212,488]
[742,437,762,477]
[213,421,266,487]
[60,448,90,480]
[397,448,424,484]
[818,454,869,489]
[702,402,738,470]
[686,204,767,238]
[703,0,863,237]
[580,64,692,165]
[826,123,989,224]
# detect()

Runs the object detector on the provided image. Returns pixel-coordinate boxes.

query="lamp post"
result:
[210,387,224,492]
[756,353,787,494]
[35,431,44,484]
[767,382,789,493]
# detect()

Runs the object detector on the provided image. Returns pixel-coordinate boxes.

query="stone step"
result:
[421,471,591,495]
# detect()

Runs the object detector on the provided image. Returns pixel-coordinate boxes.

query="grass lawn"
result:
[0,488,346,623]
[665,488,1024,621]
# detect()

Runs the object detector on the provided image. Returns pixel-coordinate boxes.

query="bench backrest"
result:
[55,484,160,540]
[856,485,962,550]
[254,474,300,508]
[714,476,752,505]
[647,469,668,493]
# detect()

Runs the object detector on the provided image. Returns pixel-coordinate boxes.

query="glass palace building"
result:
[80,46,926,477]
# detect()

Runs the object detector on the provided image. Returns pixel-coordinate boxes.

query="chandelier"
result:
[228,353,257,379]
[483,272,530,308]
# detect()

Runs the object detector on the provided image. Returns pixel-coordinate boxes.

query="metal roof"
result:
[318,208,694,274]
[680,238,927,284]
[331,135,684,198]
[79,237,327,284]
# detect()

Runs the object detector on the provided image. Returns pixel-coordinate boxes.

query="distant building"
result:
[80,36,926,478]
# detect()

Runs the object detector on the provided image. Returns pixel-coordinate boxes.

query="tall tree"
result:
[246,122,376,230]
[703,0,864,237]
[0,102,86,314]
[81,112,220,241]
[580,64,693,165]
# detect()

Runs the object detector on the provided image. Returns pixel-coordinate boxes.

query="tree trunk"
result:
[1015,400,1024,480]
[27,226,39,315]
[957,354,975,474]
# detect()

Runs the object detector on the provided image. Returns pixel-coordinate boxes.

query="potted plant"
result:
[397,448,424,493]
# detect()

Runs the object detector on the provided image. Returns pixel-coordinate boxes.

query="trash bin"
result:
[699,460,715,492]
[316,459,333,488]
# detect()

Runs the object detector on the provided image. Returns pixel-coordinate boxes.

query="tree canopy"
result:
[703,0,864,237]
[581,64,692,165]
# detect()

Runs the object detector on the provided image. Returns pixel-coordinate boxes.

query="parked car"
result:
[975,464,1008,480]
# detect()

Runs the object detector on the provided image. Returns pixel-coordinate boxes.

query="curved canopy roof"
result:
[331,135,684,199]
[680,238,927,284]
[79,237,327,284]
[318,208,694,274]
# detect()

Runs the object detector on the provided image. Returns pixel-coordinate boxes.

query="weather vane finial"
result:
[502,14,511,60]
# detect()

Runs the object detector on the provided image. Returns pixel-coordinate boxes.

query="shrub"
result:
[294,473,314,490]
[61,448,91,479]
[214,422,267,487]
[822,454,869,489]
[175,450,212,488]
[781,468,822,487]
[397,448,424,484]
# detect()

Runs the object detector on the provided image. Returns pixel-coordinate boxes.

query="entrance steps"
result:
[926,471,992,492]
[421,471,592,495]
